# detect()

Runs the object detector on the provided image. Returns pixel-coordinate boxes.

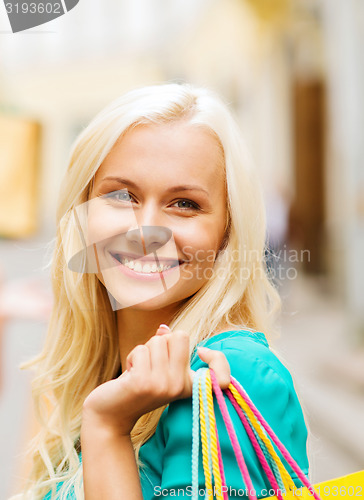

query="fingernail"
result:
[158,324,170,330]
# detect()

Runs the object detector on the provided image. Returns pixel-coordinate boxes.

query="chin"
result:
[108,286,198,312]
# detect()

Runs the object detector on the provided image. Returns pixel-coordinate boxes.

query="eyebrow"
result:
[100,176,209,195]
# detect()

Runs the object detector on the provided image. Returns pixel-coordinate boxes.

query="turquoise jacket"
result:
[43,329,309,499]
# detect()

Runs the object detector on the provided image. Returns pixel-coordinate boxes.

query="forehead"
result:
[95,122,225,187]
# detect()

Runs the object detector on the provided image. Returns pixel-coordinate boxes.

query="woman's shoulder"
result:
[198,327,270,349]
[190,328,294,389]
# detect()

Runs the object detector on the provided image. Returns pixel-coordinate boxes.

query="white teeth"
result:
[118,255,175,273]
[142,263,152,273]
[134,262,142,272]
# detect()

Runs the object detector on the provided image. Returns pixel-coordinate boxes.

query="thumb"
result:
[196,346,231,389]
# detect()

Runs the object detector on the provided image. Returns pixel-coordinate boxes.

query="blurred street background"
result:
[0,0,363,497]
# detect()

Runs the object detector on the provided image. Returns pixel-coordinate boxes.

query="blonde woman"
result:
[13,83,309,499]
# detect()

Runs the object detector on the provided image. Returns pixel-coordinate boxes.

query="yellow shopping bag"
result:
[281,470,364,499]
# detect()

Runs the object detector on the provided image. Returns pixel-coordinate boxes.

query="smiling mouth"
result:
[110,252,184,273]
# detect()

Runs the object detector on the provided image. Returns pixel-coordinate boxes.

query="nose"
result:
[125,225,172,255]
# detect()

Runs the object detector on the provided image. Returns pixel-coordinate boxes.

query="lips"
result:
[110,251,184,267]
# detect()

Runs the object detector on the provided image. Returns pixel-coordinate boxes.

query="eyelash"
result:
[101,190,201,211]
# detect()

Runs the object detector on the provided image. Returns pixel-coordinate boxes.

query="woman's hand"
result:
[82,326,231,436]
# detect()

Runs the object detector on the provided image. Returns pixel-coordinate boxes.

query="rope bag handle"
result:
[191,367,321,500]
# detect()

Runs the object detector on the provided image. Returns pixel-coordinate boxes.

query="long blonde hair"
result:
[13,83,281,499]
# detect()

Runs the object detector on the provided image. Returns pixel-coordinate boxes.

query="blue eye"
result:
[102,190,133,203]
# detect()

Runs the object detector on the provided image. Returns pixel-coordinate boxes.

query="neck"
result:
[116,302,182,373]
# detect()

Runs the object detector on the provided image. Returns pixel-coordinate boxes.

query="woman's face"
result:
[87,121,227,310]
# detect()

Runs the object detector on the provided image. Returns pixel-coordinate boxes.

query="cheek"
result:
[86,204,136,245]
[175,224,223,265]
[87,210,109,245]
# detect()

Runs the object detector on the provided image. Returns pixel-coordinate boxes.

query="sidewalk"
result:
[0,235,51,500]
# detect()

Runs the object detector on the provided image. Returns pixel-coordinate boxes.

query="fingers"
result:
[127,328,191,401]
[146,334,169,372]
[127,324,170,371]
[125,329,231,407]
[168,329,191,384]
[126,344,151,373]
[154,328,192,397]
[155,324,170,335]
[143,325,171,372]
[197,347,231,389]
[152,326,190,376]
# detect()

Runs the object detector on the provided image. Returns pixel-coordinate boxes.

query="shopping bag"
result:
[284,470,363,499]
[191,367,364,500]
